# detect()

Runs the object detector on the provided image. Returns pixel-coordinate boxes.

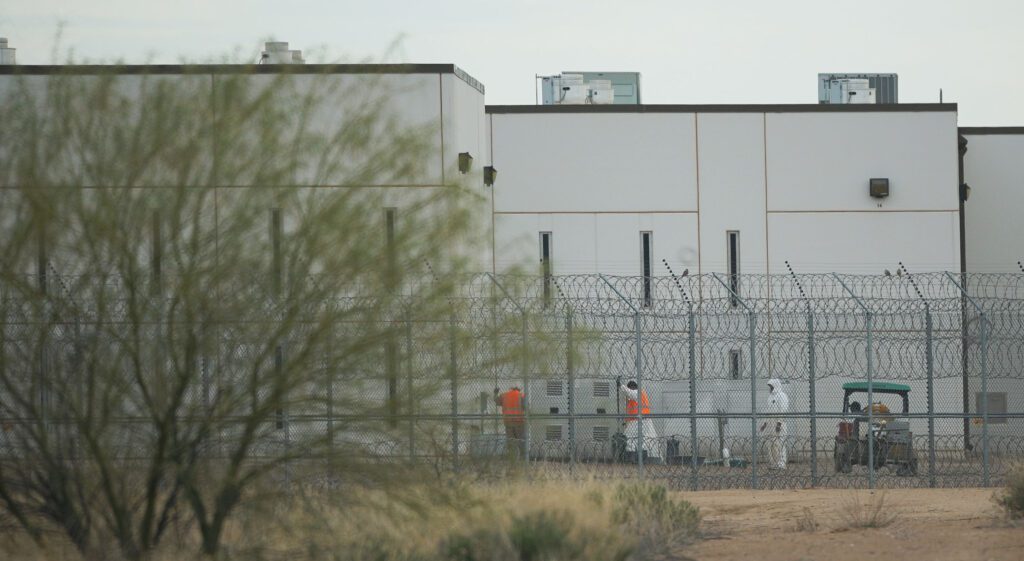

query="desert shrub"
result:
[839,492,898,529]
[508,510,581,561]
[610,482,700,558]
[995,464,1024,519]
[443,509,585,561]
[584,489,605,507]
[793,507,819,532]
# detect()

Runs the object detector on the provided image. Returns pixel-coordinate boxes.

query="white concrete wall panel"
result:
[490,109,958,277]
[767,212,960,274]
[648,214,701,273]
[594,214,645,275]
[0,74,213,188]
[493,212,698,275]
[765,112,959,212]
[0,72,447,188]
[442,74,491,271]
[219,73,443,187]
[493,214,557,274]
[443,74,487,179]
[490,113,698,213]
[555,214,603,275]
[696,113,767,275]
[962,133,1024,273]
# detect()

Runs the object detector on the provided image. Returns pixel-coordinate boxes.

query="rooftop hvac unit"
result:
[842,79,876,104]
[261,41,305,65]
[560,73,585,86]
[848,89,876,104]
[540,71,641,105]
[588,79,614,104]
[561,84,588,104]
[818,73,897,104]
[0,38,15,65]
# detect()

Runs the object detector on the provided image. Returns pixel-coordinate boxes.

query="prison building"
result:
[2,47,1023,479]
[487,104,961,278]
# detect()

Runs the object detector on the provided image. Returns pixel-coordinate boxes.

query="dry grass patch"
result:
[837,491,899,529]
[218,478,699,561]
[792,507,820,533]
[0,477,702,561]
[994,464,1024,520]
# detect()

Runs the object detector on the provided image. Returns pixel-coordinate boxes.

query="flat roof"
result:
[0,63,485,94]
[486,103,956,114]
[960,126,1024,135]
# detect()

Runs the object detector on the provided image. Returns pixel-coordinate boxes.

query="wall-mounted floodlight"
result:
[960,183,971,202]
[483,166,497,186]
[869,177,890,199]
[458,152,473,174]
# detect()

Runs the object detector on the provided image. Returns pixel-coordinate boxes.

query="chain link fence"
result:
[2,271,1022,490]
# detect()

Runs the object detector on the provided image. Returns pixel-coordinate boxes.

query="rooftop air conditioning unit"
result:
[842,79,876,104]
[818,73,896,104]
[540,72,641,105]
[261,41,305,64]
[0,38,15,65]
[589,79,614,104]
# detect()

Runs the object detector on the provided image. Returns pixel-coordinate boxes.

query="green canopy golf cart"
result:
[834,382,918,476]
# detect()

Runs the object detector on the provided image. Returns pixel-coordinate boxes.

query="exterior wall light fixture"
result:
[960,183,971,202]
[458,152,473,174]
[869,177,890,198]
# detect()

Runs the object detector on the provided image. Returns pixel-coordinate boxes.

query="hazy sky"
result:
[3,0,1021,125]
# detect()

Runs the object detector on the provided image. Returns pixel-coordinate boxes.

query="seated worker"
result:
[869,402,891,416]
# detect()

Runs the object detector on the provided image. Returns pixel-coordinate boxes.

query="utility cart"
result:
[834,382,918,476]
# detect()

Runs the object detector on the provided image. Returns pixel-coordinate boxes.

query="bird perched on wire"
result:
[897,269,903,277]
[681,268,689,277]
[884,269,892,277]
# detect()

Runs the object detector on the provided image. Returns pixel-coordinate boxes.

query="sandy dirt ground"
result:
[684,488,1023,561]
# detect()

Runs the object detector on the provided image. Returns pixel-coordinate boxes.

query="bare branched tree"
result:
[0,64,490,559]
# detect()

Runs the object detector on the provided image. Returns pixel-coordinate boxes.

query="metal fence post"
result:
[711,272,757,489]
[36,234,49,433]
[275,345,292,489]
[866,310,875,489]
[943,271,991,487]
[567,309,576,471]
[326,325,336,473]
[808,309,817,487]
[749,311,758,490]
[406,309,415,464]
[598,275,644,477]
[486,274,530,467]
[833,273,874,489]
[664,262,698,489]
[634,311,645,476]
[448,312,459,473]
[900,264,935,488]
[926,309,936,488]
[688,302,698,491]
[522,309,531,468]
[981,313,990,486]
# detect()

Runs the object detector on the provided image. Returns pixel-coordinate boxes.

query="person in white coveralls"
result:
[760,378,789,469]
